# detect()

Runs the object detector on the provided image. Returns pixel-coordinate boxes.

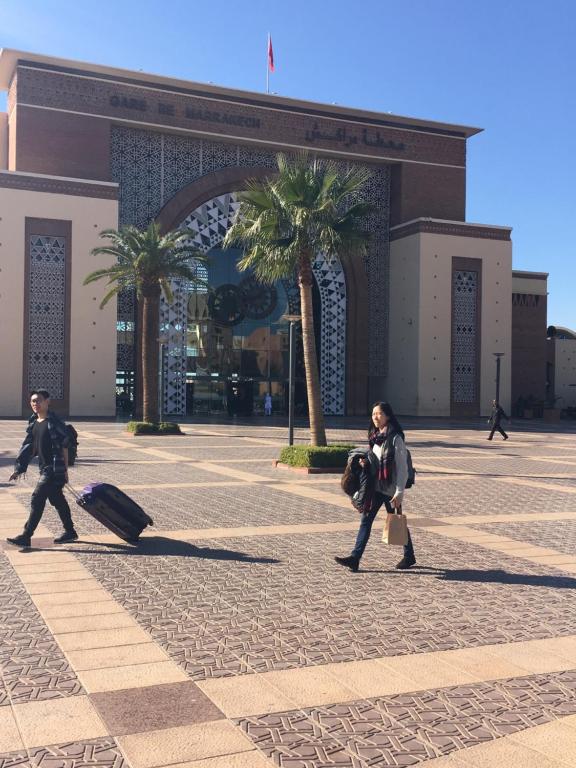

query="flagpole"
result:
[266,33,270,93]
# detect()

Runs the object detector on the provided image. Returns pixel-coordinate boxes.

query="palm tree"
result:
[85,222,206,424]
[224,153,372,446]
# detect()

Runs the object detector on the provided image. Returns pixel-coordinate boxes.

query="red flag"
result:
[268,34,275,72]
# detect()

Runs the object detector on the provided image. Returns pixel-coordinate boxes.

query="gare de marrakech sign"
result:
[108,93,407,152]
[109,94,262,129]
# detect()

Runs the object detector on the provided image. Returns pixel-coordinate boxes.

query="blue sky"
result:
[2,0,575,326]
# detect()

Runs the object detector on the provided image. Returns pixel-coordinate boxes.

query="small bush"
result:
[126,421,182,435]
[279,444,354,468]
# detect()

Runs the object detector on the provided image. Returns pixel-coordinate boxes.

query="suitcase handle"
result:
[65,484,81,502]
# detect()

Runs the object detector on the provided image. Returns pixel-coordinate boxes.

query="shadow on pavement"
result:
[19,536,281,564]
[361,564,576,589]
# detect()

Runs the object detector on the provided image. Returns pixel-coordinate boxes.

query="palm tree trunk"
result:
[298,254,327,446]
[141,291,160,424]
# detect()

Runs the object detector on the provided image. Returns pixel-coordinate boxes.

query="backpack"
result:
[65,424,79,466]
[405,448,416,488]
[388,433,416,489]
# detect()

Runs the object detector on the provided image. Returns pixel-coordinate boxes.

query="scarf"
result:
[369,427,400,485]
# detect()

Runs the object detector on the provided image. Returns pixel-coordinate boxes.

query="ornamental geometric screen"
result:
[158,193,348,416]
[451,269,478,404]
[312,253,347,415]
[110,126,389,412]
[160,194,242,417]
[27,235,67,399]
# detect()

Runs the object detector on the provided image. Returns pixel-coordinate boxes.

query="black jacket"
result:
[490,405,508,425]
[14,411,70,483]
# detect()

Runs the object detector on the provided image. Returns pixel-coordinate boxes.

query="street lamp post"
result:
[493,352,505,405]
[282,314,301,445]
[158,333,169,423]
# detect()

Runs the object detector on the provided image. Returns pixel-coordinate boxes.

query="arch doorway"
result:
[160,192,347,417]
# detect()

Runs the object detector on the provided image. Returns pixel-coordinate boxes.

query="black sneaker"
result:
[335,555,360,573]
[395,555,416,570]
[6,534,31,548]
[54,530,79,544]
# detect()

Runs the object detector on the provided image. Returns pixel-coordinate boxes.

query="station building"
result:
[0,49,543,419]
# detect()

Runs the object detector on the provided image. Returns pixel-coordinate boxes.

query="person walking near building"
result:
[264,392,273,416]
[335,401,416,572]
[487,400,509,441]
[7,390,78,548]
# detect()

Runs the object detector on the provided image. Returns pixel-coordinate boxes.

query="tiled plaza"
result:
[1,419,576,767]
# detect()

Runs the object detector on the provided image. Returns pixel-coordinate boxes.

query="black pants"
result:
[488,423,508,440]
[24,472,74,537]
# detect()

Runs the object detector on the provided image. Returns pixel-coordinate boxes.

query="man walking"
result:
[488,399,509,441]
[7,389,78,548]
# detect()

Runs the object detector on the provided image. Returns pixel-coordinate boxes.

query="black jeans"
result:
[24,471,74,537]
[351,492,415,562]
[488,423,508,440]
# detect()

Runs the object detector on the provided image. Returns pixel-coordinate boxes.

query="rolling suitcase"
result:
[69,483,154,543]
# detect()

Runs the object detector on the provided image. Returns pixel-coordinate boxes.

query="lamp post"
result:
[158,333,169,423]
[282,314,301,445]
[493,352,505,405]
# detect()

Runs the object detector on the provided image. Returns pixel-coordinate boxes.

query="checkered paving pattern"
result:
[0,552,83,706]
[2,419,576,767]
[237,670,576,767]
[0,738,125,768]
[71,528,576,680]
[35,484,352,535]
[470,519,576,557]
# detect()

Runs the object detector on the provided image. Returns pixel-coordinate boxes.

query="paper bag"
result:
[382,511,408,546]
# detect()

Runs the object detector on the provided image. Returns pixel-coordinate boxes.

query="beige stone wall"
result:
[0,113,7,170]
[0,181,118,417]
[8,106,16,170]
[419,232,512,417]
[512,275,548,296]
[388,235,421,413]
[554,340,576,407]
[416,235,453,416]
[388,229,512,417]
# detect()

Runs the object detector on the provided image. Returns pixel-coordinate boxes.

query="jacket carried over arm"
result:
[14,411,70,483]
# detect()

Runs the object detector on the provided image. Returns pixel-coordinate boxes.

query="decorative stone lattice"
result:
[28,235,67,399]
[110,127,391,411]
[360,165,391,378]
[312,254,347,415]
[452,269,478,404]
[159,194,240,416]
[165,193,347,416]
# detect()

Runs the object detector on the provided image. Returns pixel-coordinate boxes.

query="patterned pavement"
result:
[0,419,576,767]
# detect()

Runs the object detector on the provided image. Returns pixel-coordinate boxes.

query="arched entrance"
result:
[159,191,347,417]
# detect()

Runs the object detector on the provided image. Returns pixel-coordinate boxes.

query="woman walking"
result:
[335,402,416,572]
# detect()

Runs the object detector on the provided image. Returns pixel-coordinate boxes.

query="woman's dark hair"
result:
[368,401,404,439]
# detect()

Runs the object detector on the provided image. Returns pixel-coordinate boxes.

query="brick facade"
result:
[512,291,548,404]
[8,60,474,225]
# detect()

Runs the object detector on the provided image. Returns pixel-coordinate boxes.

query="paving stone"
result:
[2,420,576,767]
[90,680,223,735]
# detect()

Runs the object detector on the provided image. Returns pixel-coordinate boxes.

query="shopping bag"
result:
[382,509,409,546]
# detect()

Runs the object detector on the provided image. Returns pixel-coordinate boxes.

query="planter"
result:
[126,421,183,436]
[278,444,354,472]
